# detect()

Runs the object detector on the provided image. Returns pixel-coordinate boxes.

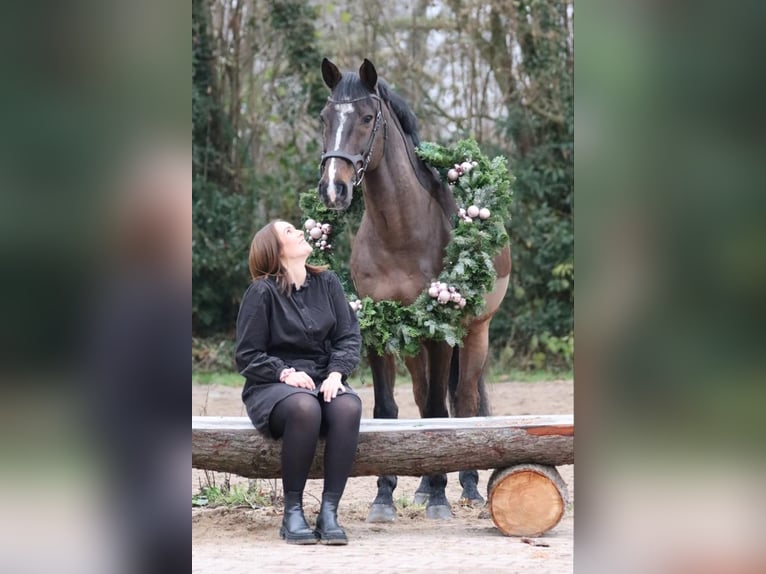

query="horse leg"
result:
[366,350,399,523]
[409,341,453,519]
[454,318,492,505]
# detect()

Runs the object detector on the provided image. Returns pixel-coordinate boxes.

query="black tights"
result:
[269,392,362,495]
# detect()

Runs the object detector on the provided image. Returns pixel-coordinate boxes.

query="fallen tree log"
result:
[192,414,573,479]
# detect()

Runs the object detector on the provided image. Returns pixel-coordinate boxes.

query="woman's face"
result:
[274,220,312,262]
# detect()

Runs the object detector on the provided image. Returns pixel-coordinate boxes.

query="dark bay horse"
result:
[317,58,511,522]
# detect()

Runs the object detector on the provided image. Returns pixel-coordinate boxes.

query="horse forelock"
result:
[331,74,420,145]
[331,73,373,102]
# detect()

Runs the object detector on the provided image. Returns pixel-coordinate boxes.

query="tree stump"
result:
[487,463,569,537]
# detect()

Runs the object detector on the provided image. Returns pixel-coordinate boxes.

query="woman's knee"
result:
[325,394,362,422]
[271,393,322,434]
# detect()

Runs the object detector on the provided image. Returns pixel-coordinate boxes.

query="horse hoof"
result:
[413,491,429,505]
[460,488,485,506]
[366,504,397,523]
[425,504,453,520]
[460,495,485,507]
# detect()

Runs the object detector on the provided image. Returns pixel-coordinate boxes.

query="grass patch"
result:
[488,368,573,383]
[193,372,242,387]
[193,472,277,509]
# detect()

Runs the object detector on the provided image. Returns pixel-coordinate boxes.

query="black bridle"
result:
[319,93,387,188]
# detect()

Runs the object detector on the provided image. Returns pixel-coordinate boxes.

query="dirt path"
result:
[192,379,574,573]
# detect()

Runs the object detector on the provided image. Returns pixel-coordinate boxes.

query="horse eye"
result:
[362,115,374,124]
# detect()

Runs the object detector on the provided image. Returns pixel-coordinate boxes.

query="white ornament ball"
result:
[321,223,332,234]
[428,286,440,298]
[447,169,459,182]
[471,160,478,167]
[439,282,448,292]
[467,205,480,218]
[437,290,451,304]
[451,292,461,303]
[304,219,316,230]
[479,208,491,220]
[458,208,466,217]
[321,234,328,241]
[459,299,467,308]
[463,216,473,223]
[325,244,331,250]
[309,227,322,239]
[461,161,472,172]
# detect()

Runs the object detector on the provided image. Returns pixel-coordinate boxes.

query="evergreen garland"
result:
[299,138,513,356]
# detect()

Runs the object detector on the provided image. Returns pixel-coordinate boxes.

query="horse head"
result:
[318,58,387,210]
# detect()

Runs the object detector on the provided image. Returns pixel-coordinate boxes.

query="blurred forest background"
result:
[192,0,573,373]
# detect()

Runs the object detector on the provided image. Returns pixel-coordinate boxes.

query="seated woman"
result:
[235,220,362,545]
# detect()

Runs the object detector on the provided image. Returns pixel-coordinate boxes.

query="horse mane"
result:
[331,72,455,215]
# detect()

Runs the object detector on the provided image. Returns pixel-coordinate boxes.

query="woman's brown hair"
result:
[248,220,326,293]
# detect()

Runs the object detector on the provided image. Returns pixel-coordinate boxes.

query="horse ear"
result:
[359,59,378,93]
[321,58,342,91]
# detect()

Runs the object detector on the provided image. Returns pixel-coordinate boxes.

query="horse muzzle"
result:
[318,180,352,210]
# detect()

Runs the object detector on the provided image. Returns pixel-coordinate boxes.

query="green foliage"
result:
[193,482,271,509]
[192,336,238,373]
[192,0,326,334]
[486,0,574,369]
[300,138,513,357]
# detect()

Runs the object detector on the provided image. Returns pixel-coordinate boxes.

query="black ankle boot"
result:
[279,491,318,544]
[315,492,348,545]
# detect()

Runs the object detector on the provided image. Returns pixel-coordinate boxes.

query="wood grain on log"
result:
[487,463,569,537]
[192,415,573,479]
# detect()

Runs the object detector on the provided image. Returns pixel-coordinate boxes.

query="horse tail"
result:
[448,345,459,416]
[448,345,491,417]
[477,371,491,416]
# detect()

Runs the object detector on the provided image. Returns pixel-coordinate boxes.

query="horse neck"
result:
[360,119,450,248]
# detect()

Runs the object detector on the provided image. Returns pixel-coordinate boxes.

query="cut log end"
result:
[487,464,569,537]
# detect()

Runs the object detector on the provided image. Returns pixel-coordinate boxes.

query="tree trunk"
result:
[192,415,573,479]
[487,463,569,537]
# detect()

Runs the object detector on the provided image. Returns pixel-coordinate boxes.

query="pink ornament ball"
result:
[428,286,440,298]
[309,227,323,239]
[450,292,461,303]
[467,205,480,218]
[447,169,459,182]
[321,223,332,234]
[304,219,317,230]
[437,290,451,304]
[479,208,491,220]
[459,299,467,308]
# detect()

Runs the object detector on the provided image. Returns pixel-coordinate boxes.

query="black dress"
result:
[235,270,362,437]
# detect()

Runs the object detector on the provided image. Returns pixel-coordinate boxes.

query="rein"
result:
[320,94,387,188]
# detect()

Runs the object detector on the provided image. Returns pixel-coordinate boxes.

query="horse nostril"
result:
[318,182,330,203]
[334,182,347,200]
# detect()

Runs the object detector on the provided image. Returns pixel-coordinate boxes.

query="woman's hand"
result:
[282,369,315,390]
[320,372,345,402]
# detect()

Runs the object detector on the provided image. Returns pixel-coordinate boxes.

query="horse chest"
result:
[350,245,443,304]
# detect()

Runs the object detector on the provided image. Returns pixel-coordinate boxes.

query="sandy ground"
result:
[192,378,574,573]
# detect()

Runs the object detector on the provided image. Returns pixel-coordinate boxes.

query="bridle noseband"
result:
[320,93,387,188]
